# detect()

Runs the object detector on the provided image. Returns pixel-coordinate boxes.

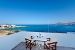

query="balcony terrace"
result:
[0,31,75,50]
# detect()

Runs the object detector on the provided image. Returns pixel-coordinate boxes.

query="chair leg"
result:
[30,47,32,50]
[44,43,47,49]
[29,43,34,50]
[47,48,50,50]
[26,43,29,49]
[46,46,50,50]
[44,43,46,49]
[34,41,36,46]
[55,46,56,50]
[51,47,53,50]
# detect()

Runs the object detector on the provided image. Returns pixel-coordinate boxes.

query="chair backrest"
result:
[25,38,28,41]
[30,36,34,39]
[47,38,50,41]
[25,38,29,42]
[53,42,58,45]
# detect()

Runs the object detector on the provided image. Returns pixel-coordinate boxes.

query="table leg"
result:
[36,44,42,50]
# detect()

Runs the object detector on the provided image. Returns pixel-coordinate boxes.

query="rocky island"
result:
[56,22,75,25]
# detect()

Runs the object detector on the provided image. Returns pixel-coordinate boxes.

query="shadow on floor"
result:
[12,42,75,50]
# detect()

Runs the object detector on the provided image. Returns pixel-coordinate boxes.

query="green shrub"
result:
[7,33,13,35]
[14,30,20,33]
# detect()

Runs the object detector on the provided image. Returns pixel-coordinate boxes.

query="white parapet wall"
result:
[0,31,75,50]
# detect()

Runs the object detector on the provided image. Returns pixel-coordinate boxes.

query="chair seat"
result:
[51,45,56,46]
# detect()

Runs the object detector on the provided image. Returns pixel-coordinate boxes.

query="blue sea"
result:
[7,24,75,33]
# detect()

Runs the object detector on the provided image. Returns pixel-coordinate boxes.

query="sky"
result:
[0,0,75,24]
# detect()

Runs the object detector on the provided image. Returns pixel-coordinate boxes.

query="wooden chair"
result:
[30,36,36,46]
[25,38,30,49]
[44,38,51,49]
[44,38,57,50]
[25,38,34,50]
[47,38,50,41]
[46,42,57,50]
[25,36,36,50]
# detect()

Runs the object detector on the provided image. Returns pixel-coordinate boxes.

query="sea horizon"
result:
[6,24,75,33]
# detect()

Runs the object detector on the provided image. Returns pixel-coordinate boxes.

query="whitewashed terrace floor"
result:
[12,42,75,50]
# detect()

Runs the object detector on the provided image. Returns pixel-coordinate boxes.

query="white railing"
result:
[0,31,75,50]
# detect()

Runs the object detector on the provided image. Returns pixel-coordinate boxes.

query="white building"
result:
[11,25,16,27]
[1,24,9,27]
[0,25,7,29]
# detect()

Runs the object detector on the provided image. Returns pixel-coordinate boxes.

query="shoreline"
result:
[0,29,22,38]
[0,29,74,38]
[0,25,26,37]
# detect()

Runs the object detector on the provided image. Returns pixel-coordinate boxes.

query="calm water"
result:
[7,24,75,33]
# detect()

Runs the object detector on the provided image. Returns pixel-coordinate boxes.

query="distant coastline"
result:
[7,24,75,33]
[0,29,22,38]
[0,24,27,37]
[0,23,75,38]
[0,24,27,29]
[56,22,75,25]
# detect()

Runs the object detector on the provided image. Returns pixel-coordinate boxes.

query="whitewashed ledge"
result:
[0,31,75,50]
[67,32,75,34]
